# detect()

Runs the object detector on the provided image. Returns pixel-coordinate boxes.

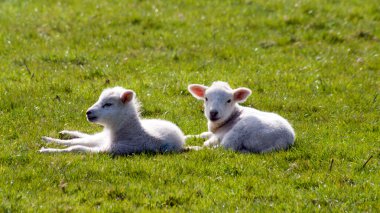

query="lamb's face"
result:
[204,88,235,123]
[188,81,252,124]
[86,95,123,126]
[86,87,134,127]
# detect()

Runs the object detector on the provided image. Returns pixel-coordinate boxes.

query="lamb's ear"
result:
[188,84,208,100]
[120,90,134,103]
[233,88,252,103]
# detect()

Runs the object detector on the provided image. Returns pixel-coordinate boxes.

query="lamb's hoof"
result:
[203,141,212,147]
[184,135,196,140]
[203,141,220,148]
[200,132,213,139]
[183,146,203,152]
[187,146,203,151]
[39,147,48,153]
[41,136,53,143]
[59,130,69,136]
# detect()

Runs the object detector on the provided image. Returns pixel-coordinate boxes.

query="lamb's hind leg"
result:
[42,135,100,147]
[39,145,102,153]
[220,135,247,152]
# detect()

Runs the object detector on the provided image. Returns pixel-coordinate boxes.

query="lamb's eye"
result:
[205,97,208,101]
[227,99,231,103]
[102,103,113,108]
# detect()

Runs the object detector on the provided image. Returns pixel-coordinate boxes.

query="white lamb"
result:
[188,81,295,153]
[39,86,185,155]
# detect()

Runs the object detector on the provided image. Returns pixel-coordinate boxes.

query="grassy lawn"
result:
[0,0,379,211]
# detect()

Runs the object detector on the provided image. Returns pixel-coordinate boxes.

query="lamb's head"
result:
[188,81,251,123]
[86,87,138,127]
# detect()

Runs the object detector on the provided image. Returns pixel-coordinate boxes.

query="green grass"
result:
[0,0,379,211]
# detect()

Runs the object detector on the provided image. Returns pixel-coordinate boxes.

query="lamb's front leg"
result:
[59,130,90,139]
[39,145,103,153]
[203,135,220,148]
[184,131,219,148]
[42,134,102,147]
[184,131,213,140]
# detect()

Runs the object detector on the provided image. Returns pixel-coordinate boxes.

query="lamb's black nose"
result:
[209,110,219,119]
[86,110,93,115]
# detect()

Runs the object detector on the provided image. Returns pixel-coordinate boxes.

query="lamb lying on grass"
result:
[188,81,295,153]
[40,87,185,155]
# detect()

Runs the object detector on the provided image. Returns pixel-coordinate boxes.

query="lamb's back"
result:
[141,119,185,151]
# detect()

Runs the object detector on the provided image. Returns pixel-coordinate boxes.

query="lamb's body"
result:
[188,81,295,153]
[109,119,185,155]
[40,87,185,154]
[210,106,295,153]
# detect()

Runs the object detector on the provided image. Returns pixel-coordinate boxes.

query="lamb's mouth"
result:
[209,117,220,122]
[87,116,98,122]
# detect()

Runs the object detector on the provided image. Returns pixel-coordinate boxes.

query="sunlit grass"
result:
[0,0,379,211]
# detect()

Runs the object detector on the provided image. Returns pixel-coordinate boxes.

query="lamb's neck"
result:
[209,106,243,133]
[108,116,145,142]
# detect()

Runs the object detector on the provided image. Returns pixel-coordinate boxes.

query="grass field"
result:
[0,0,379,211]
